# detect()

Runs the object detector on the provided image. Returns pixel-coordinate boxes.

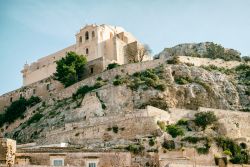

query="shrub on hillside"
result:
[113,75,128,86]
[27,113,44,125]
[0,96,41,127]
[194,111,217,130]
[166,56,180,64]
[205,43,241,61]
[166,124,184,138]
[107,63,120,70]
[215,136,249,164]
[126,144,144,154]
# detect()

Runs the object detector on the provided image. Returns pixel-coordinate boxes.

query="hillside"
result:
[156,42,243,62]
[1,42,250,166]
[1,58,249,140]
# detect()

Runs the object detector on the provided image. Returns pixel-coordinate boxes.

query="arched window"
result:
[85,31,89,41]
[86,48,89,55]
[10,97,13,102]
[92,31,95,38]
[79,36,82,43]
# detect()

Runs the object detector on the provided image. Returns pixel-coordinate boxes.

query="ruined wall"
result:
[43,106,168,145]
[0,138,16,166]
[168,107,250,145]
[198,107,250,143]
[0,56,163,114]
[0,77,63,112]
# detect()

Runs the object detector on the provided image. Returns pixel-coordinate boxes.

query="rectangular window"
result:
[89,163,96,167]
[91,67,94,74]
[53,159,63,166]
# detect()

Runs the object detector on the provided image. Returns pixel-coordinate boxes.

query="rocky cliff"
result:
[156,42,242,61]
[0,43,250,166]
[3,58,249,144]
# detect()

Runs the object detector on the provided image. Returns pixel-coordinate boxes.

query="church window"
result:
[86,48,89,55]
[10,97,13,102]
[92,31,95,38]
[85,31,89,41]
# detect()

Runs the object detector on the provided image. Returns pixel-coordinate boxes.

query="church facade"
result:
[21,24,151,86]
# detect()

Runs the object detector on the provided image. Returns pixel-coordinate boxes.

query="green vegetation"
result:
[96,92,106,110]
[194,111,217,130]
[215,136,249,164]
[162,140,175,150]
[235,64,250,85]
[181,136,207,144]
[149,138,156,146]
[157,121,166,130]
[113,75,128,86]
[205,43,241,61]
[27,113,44,125]
[201,65,234,75]
[126,144,144,154]
[166,56,180,64]
[197,144,210,154]
[140,98,168,111]
[201,64,250,86]
[0,96,41,127]
[72,78,106,100]
[174,76,192,85]
[166,124,184,138]
[54,51,87,87]
[176,119,188,126]
[107,63,120,70]
[129,68,166,91]
[242,56,250,62]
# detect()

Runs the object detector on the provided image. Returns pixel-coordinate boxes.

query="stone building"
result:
[0,137,16,166]
[21,24,152,86]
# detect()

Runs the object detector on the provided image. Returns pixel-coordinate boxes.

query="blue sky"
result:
[0,0,250,95]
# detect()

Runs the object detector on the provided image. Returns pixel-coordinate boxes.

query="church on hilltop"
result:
[21,24,152,86]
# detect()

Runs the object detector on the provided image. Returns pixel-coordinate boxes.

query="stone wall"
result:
[168,107,250,146]
[198,107,250,144]
[0,138,16,166]
[0,77,63,112]
[22,45,76,86]
[43,106,169,145]
[178,56,249,69]
[0,58,164,113]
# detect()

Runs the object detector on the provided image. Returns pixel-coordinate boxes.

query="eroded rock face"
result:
[5,63,249,144]
[156,42,241,59]
[99,64,243,111]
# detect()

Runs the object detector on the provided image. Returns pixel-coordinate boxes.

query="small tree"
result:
[126,44,152,63]
[194,111,217,130]
[54,52,87,87]
[166,124,184,138]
